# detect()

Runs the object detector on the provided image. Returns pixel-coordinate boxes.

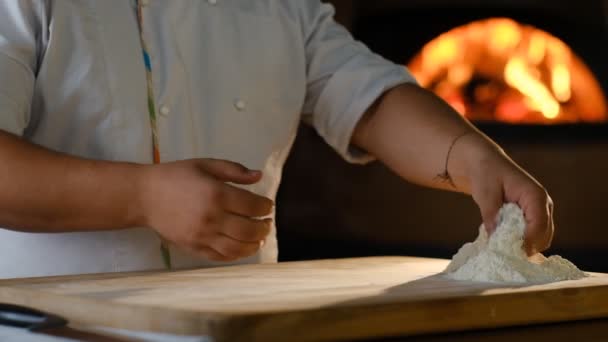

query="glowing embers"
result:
[407,18,607,124]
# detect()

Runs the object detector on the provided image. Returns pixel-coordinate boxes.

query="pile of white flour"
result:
[444,203,586,283]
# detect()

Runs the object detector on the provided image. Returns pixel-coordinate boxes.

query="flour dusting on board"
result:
[444,203,586,283]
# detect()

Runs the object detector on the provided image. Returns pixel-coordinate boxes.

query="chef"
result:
[0,0,553,278]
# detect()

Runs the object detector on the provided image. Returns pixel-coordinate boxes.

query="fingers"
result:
[472,180,504,234]
[522,191,554,255]
[221,215,272,242]
[208,234,262,260]
[221,184,274,217]
[196,159,262,184]
[185,232,264,262]
[192,159,273,216]
[185,213,270,262]
[194,245,234,262]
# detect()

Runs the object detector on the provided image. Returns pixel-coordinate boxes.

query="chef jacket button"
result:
[234,99,246,111]
[159,105,170,117]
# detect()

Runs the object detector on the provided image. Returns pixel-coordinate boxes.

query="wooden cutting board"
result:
[1,256,608,342]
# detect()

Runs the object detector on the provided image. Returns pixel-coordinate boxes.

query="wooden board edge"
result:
[215,285,608,342]
[0,286,229,336]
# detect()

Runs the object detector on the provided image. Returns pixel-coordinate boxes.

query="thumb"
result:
[472,183,504,234]
[196,159,262,184]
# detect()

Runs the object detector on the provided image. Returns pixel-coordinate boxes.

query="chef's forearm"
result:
[0,130,144,232]
[352,83,503,193]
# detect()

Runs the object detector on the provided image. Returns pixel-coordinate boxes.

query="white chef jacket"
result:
[0,0,416,278]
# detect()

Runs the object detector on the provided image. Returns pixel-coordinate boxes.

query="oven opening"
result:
[407,18,607,125]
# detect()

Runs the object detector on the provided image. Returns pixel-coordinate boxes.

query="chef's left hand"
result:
[459,136,554,255]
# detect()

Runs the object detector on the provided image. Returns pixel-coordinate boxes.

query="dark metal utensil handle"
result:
[0,303,67,331]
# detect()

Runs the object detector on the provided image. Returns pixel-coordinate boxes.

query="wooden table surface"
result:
[1,256,608,342]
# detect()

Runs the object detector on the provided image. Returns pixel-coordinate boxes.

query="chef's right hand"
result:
[137,159,273,262]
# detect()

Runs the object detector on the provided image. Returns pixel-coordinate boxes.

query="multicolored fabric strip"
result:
[135,0,172,269]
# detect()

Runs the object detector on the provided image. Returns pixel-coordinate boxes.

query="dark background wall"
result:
[276,0,608,272]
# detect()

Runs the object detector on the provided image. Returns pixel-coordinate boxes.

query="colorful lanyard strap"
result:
[135,0,172,269]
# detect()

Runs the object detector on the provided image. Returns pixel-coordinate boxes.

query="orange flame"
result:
[527,32,547,65]
[488,19,522,55]
[552,63,571,103]
[504,57,560,119]
[407,18,607,124]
